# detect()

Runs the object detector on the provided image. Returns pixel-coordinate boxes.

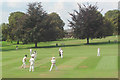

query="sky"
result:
[0,0,119,29]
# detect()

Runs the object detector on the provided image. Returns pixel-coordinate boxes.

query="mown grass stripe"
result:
[75,56,102,70]
[95,56,118,70]
[35,57,72,72]
[57,57,87,70]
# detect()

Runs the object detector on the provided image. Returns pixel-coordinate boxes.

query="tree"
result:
[102,18,113,36]
[68,3,110,44]
[22,2,47,47]
[43,12,65,41]
[1,23,10,41]
[105,10,120,35]
[8,11,25,44]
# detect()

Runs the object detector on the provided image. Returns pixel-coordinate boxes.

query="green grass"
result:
[1,36,119,78]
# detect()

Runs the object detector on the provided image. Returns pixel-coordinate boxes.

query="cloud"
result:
[0,11,9,24]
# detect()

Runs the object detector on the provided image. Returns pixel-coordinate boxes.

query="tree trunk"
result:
[17,40,19,44]
[35,42,37,48]
[87,37,89,44]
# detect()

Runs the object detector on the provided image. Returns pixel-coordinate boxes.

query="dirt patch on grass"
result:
[40,74,48,76]
[19,65,30,69]
[59,65,73,68]
[79,66,88,68]
[26,65,30,68]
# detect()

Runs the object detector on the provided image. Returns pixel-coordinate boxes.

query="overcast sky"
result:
[0,0,119,29]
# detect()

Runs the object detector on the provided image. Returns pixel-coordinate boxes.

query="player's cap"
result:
[52,57,55,59]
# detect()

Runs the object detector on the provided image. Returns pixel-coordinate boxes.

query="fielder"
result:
[29,56,35,72]
[59,48,61,56]
[16,46,18,50]
[30,49,32,56]
[49,57,57,71]
[97,48,100,56]
[60,49,63,58]
[21,55,27,69]
[34,51,37,60]
[31,51,37,60]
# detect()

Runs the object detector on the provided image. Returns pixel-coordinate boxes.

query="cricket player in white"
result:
[21,55,27,69]
[29,56,35,72]
[60,49,63,58]
[30,49,32,56]
[49,57,57,71]
[31,51,37,60]
[97,48,100,56]
[59,48,61,56]
[33,51,37,60]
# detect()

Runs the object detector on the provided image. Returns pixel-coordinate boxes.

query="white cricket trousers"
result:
[61,54,63,58]
[97,53,100,56]
[29,64,34,72]
[22,62,26,68]
[97,51,100,56]
[49,64,57,71]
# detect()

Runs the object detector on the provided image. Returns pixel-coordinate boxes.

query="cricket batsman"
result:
[49,57,57,71]
[29,56,35,72]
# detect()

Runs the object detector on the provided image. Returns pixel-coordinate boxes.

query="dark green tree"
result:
[8,11,25,44]
[105,10,120,35]
[68,3,111,44]
[22,2,47,47]
[1,23,10,41]
[43,12,65,41]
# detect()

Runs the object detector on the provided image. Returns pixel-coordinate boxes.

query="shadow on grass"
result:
[2,41,119,52]
[84,41,120,45]
[32,41,119,48]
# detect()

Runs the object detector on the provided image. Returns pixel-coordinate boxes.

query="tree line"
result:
[68,3,119,44]
[1,2,119,47]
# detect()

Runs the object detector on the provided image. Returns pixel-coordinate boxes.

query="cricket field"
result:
[1,36,119,78]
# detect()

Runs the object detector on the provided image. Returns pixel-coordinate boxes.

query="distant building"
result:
[64,28,74,38]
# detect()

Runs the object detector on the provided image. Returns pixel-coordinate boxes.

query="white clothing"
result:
[97,48,100,56]
[22,62,26,68]
[22,57,26,62]
[31,52,37,60]
[60,50,63,58]
[30,49,32,55]
[29,65,34,72]
[59,48,61,52]
[51,59,56,64]
[49,64,57,71]
[29,58,35,72]
[22,57,26,68]
[31,54,35,57]
[34,52,37,60]
[29,58,34,65]
[49,59,57,71]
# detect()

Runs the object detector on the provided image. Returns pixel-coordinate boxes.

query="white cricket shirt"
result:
[29,58,34,65]
[60,50,63,54]
[22,57,26,62]
[31,54,35,57]
[51,59,56,64]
